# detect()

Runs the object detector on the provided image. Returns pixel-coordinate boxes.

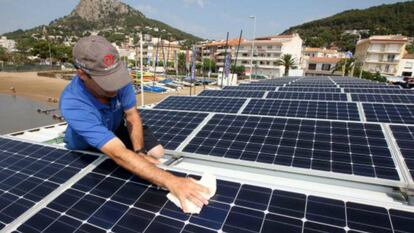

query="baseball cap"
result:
[73,35,131,92]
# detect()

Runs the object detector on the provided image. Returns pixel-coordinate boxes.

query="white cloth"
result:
[167,173,217,214]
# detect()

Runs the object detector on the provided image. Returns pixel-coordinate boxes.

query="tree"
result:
[407,44,414,54]
[0,46,9,62]
[231,65,246,76]
[202,58,216,73]
[276,54,297,76]
[177,52,186,74]
[332,58,357,76]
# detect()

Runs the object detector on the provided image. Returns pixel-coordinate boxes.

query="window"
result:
[257,46,262,49]
[267,46,273,49]
[402,72,412,76]
[308,64,317,70]
[385,64,390,72]
[387,54,396,62]
[405,62,413,69]
[321,64,331,71]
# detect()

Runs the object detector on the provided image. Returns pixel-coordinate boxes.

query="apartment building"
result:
[116,37,183,65]
[198,34,303,78]
[303,47,345,58]
[355,35,408,76]
[398,54,414,77]
[305,57,342,76]
[0,36,16,52]
[302,47,345,76]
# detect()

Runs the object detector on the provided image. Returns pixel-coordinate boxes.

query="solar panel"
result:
[198,90,265,98]
[239,83,283,87]
[267,92,348,101]
[242,99,360,121]
[390,125,414,181]
[183,114,400,182]
[288,84,338,87]
[223,86,276,91]
[154,96,247,113]
[15,159,414,233]
[0,137,99,230]
[352,94,414,104]
[345,88,414,94]
[139,109,208,150]
[363,103,414,124]
[340,85,400,89]
[278,87,341,93]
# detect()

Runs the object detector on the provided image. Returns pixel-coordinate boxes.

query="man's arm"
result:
[101,137,209,212]
[124,107,144,151]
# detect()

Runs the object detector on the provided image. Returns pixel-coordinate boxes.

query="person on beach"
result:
[59,35,209,212]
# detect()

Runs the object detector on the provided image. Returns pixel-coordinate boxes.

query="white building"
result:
[305,57,342,76]
[303,47,345,58]
[355,35,408,76]
[200,34,303,78]
[398,54,414,77]
[0,36,16,52]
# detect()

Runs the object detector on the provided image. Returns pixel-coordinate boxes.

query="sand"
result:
[0,72,206,107]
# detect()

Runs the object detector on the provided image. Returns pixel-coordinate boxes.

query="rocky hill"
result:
[3,0,201,44]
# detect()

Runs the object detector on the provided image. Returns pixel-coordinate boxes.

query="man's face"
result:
[78,70,118,98]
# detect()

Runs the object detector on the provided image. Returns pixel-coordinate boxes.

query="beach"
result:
[0,71,206,107]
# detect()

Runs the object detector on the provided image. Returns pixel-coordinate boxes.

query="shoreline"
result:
[0,71,206,107]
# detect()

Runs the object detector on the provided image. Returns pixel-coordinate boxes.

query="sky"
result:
[0,0,409,40]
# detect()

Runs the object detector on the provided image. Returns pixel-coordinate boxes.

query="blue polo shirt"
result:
[60,76,136,150]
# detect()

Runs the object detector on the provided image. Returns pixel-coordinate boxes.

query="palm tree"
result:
[276,54,297,76]
[332,58,356,76]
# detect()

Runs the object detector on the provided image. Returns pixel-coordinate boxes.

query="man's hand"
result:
[141,155,160,165]
[166,177,210,213]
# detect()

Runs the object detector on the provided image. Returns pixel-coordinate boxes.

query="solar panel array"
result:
[183,114,399,180]
[2,76,414,232]
[0,137,99,231]
[15,159,414,233]
[148,76,414,186]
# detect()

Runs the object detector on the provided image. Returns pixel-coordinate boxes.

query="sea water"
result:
[0,93,61,134]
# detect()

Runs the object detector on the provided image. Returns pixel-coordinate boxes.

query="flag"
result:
[147,54,151,65]
[345,51,353,59]
[186,50,191,71]
[224,54,231,78]
[174,50,178,72]
[191,46,197,80]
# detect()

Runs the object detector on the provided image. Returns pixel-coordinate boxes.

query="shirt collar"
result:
[75,75,117,111]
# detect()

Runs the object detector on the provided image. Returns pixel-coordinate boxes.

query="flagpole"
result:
[221,32,229,89]
[153,35,161,86]
[231,30,243,86]
[140,33,144,106]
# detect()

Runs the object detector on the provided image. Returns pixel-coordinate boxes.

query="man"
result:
[60,35,208,212]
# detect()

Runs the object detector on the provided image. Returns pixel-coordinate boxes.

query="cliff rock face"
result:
[70,0,139,21]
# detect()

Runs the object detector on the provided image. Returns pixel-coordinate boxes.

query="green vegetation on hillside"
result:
[284,1,414,52]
